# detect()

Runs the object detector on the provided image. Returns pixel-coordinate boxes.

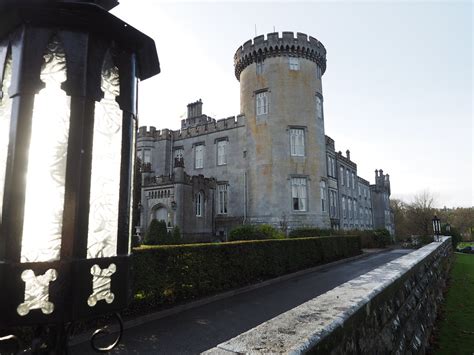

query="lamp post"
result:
[0,0,159,352]
[445,223,451,234]
[432,215,441,242]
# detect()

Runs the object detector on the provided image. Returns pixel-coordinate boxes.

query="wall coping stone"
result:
[203,237,451,354]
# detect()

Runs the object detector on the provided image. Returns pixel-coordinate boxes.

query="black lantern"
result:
[445,223,451,234]
[0,0,159,352]
[432,215,441,242]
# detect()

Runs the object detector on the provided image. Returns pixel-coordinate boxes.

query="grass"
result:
[434,253,474,355]
[457,241,474,249]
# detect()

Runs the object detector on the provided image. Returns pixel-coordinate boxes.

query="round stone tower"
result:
[234,31,330,229]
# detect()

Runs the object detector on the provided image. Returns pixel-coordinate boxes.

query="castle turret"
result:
[234,32,329,228]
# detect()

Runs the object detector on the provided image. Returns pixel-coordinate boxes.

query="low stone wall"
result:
[204,237,452,354]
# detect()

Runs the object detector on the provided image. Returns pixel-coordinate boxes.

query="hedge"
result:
[129,236,361,314]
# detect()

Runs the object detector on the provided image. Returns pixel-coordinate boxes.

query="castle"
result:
[136,32,394,241]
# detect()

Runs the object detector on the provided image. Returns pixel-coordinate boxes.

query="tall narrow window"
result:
[316,65,322,79]
[195,191,203,217]
[218,184,228,214]
[289,57,300,71]
[290,128,305,156]
[340,166,344,185]
[316,96,323,120]
[330,190,337,217]
[327,156,331,176]
[320,181,326,212]
[342,196,346,218]
[195,144,204,169]
[256,91,268,116]
[348,198,352,219]
[256,60,264,75]
[346,169,350,188]
[291,177,307,211]
[144,149,151,164]
[352,172,355,189]
[353,200,357,223]
[217,140,228,166]
[331,158,335,177]
[174,148,184,161]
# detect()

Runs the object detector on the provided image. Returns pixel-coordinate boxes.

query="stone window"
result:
[174,148,184,161]
[352,172,355,189]
[217,140,227,166]
[217,184,228,214]
[342,196,346,218]
[340,166,344,186]
[144,149,151,164]
[291,177,307,212]
[346,169,350,189]
[316,65,322,79]
[256,60,264,75]
[290,128,305,156]
[353,200,357,223]
[330,190,337,217]
[194,144,204,169]
[348,197,352,219]
[256,91,268,116]
[316,96,323,120]
[289,57,300,71]
[195,191,203,217]
[320,181,326,212]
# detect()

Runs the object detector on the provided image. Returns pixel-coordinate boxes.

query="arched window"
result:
[195,191,203,217]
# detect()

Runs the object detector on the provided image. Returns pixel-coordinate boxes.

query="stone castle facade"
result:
[137,32,394,241]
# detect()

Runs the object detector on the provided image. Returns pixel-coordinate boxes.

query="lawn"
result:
[457,241,474,249]
[434,253,474,354]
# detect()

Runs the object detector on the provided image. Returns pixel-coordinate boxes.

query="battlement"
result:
[234,32,327,80]
[325,135,335,150]
[137,114,246,141]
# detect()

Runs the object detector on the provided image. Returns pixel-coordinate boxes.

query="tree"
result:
[390,199,409,240]
[170,226,182,244]
[406,190,436,237]
[144,219,161,245]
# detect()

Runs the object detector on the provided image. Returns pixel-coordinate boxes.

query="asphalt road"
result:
[70,248,412,354]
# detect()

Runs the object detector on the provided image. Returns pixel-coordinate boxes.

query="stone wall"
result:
[204,237,453,354]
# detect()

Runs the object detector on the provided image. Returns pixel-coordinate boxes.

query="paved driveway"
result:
[70,249,412,354]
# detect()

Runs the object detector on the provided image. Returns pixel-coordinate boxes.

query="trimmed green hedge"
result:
[130,236,361,313]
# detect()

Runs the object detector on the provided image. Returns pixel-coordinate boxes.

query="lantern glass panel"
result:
[87,53,121,259]
[21,38,70,262]
[0,54,12,224]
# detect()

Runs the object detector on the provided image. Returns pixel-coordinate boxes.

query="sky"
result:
[112,1,473,208]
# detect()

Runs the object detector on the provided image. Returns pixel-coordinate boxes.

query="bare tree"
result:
[408,190,436,236]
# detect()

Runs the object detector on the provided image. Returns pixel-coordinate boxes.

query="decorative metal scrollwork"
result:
[90,312,123,353]
[0,334,21,355]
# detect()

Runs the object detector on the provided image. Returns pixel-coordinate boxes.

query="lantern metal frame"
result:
[0,0,159,352]
[432,215,441,242]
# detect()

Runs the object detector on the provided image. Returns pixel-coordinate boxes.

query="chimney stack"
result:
[187,99,203,118]
[346,149,350,160]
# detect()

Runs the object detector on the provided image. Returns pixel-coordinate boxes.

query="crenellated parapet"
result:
[137,114,246,142]
[234,32,327,80]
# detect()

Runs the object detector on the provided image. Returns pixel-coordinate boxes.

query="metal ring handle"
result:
[90,312,124,353]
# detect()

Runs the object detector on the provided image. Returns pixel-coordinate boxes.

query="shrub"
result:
[170,226,182,244]
[288,227,332,238]
[130,236,361,313]
[228,224,283,241]
[144,219,169,245]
